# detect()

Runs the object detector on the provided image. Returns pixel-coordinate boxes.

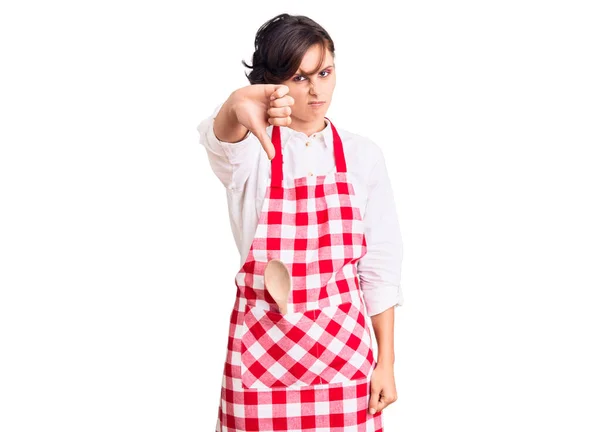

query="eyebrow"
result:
[297,64,334,75]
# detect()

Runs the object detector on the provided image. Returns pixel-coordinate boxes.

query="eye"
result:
[293,69,332,82]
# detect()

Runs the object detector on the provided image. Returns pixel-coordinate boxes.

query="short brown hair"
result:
[242,13,335,85]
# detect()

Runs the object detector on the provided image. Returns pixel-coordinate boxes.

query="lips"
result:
[309,101,326,105]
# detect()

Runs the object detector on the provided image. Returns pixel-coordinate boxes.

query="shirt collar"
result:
[278,118,333,149]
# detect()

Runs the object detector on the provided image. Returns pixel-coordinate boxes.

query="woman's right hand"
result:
[229,84,295,160]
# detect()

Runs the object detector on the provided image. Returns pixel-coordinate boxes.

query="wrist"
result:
[377,353,395,366]
[224,93,239,123]
[214,92,247,143]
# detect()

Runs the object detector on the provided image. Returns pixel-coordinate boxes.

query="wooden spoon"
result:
[264,259,292,315]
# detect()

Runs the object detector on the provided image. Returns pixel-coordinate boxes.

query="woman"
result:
[197,13,403,431]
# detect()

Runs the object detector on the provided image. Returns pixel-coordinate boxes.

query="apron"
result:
[215,118,384,431]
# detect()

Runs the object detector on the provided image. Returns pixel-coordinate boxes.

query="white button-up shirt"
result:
[197,103,403,317]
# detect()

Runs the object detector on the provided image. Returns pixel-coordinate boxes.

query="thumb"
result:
[254,128,275,161]
[260,84,289,101]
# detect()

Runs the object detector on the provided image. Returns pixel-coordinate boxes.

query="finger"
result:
[268,117,292,127]
[254,129,275,161]
[261,84,287,101]
[375,392,397,413]
[368,389,380,415]
[376,398,389,413]
[267,106,292,118]
[270,95,295,108]
[269,84,289,101]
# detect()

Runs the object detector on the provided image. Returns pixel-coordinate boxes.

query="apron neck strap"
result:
[271,117,346,188]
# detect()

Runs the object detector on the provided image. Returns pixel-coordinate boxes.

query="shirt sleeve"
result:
[196,103,261,191]
[357,146,404,317]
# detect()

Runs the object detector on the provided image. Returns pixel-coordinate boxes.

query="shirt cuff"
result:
[360,283,403,317]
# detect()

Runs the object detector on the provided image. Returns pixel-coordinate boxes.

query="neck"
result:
[288,116,327,137]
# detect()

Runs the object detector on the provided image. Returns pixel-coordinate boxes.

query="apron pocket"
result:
[240,301,374,390]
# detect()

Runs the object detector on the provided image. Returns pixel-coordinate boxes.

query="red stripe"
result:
[325,117,347,173]
[271,125,283,188]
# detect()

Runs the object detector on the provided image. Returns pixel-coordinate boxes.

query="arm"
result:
[196,101,260,191]
[371,306,395,366]
[359,145,403,414]
[361,149,401,361]
[368,305,398,415]
[358,145,404,320]
[213,93,250,143]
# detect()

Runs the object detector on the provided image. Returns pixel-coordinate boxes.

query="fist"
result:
[230,84,295,160]
[368,362,398,416]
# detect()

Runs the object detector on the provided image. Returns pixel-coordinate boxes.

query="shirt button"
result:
[308,171,314,176]
[306,141,311,147]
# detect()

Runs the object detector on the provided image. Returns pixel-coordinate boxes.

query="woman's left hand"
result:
[368,362,398,415]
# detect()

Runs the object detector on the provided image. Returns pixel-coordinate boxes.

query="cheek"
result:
[325,78,336,94]
[287,89,303,104]
[290,91,302,102]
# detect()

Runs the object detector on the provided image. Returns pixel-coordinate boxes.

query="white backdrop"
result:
[1,1,599,431]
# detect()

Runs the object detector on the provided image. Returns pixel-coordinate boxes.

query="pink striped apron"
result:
[215,118,384,431]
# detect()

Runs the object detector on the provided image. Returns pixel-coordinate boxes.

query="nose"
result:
[308,77,320,96]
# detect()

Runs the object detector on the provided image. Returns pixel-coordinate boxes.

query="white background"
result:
[1,1,599,431]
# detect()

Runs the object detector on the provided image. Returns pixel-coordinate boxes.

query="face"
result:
[282,44,336,127]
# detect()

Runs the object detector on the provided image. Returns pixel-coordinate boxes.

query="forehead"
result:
[298,45,333,72]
